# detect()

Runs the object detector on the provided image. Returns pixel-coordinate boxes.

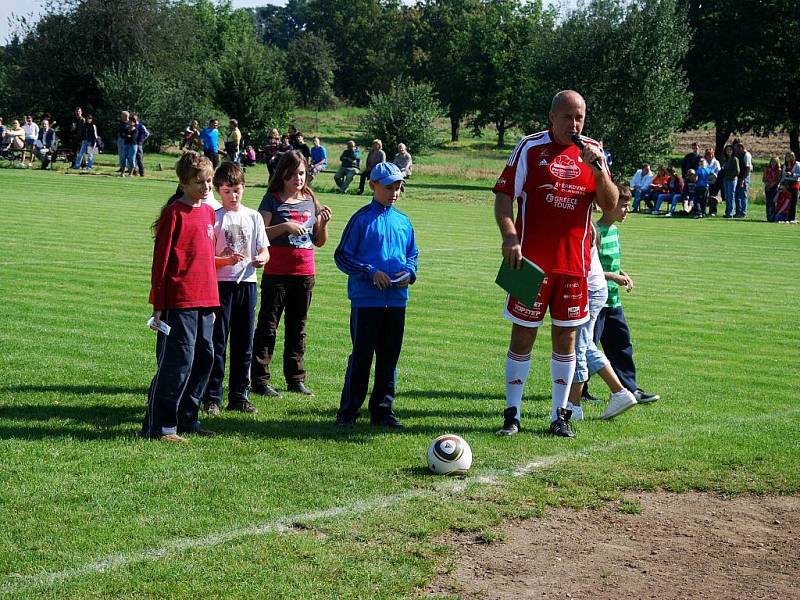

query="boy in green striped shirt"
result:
[591,185,660,404]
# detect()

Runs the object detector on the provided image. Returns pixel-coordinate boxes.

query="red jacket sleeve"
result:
[149,206,177,310]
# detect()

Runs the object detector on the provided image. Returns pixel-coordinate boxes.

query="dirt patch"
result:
[423,492,800,600]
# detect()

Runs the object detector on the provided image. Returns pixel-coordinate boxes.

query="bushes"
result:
[360,80,442,155]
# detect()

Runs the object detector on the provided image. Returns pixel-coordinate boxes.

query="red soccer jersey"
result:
[149,201,219,311]
[493,130,606,277]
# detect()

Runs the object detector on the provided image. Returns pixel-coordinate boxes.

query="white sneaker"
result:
[602,389,637,420]
[566,402,583,421]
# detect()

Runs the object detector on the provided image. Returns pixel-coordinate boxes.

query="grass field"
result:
[1,140,798,599]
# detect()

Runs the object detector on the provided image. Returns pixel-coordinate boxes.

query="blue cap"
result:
[369,162,405,185]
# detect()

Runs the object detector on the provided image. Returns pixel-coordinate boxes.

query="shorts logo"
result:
[567,306,580,317]
[549,155,581,180]
[496,177,506,187]
[539,159,548,166]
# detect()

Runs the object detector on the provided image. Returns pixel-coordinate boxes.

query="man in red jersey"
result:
[493,90,618,438]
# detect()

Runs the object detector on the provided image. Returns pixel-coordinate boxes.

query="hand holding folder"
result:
[495,257,545,308]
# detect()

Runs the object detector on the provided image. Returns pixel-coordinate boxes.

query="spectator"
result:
[224,118,242,163]
[0,116,4,139]
[1,119,24,154]
[120,115,138,177]
[21,115,39,166]
[73,114,98,170]
[287,124,300,147]
[200,119,221,168]
[782,151,800,224]
[643,165,669,212]
[680,141,701,179]
[681,169,697,214]
[294,132,311,163]
[629,163,654,212]
[693,158,713,218]
[133,113,150,176]
[334,140,362,193]
[357,139,387,195]
[393,143,413,177]
[241,144,257,167]
[264,128,281,177]
[652,166,683,216]
[733,140,752,218]
[180,120,200,151]
[34,119,58,169]
[69,107,86,167]
[762,156,782,222]
[309,137,328,179]
[116,110,130,173]
[720,144,740,218]
[704,147,722,216]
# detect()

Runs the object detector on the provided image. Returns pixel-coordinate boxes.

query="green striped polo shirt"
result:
[596,220,622,308]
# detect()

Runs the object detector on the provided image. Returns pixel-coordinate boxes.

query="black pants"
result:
[593,306,637,393]
[251,274,314,386]
[356,168,373,194]
[205,282,257,406]
[141,307,215,437]
[203,148,219,169]
[693,187,709,215]
[337,307,406,423]
[136,144,145,176]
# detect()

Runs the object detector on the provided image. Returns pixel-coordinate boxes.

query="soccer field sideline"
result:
[3,404,798,597]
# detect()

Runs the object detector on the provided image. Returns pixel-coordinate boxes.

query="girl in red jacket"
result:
[141,152,220,442]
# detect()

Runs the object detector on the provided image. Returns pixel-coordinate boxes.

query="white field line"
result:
[3,409,797,596]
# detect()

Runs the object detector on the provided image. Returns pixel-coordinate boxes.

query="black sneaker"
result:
[370,413,403,428]
[288,382,314,396]
[251,383,282,397]
[549,408,575,438]
[226,400,258,414]
[581,389,601,404]
[496,406,520,436]
[634,389,660,404]
[335,417,355,428]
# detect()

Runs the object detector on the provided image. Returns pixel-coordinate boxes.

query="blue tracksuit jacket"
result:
[334,200,419,308]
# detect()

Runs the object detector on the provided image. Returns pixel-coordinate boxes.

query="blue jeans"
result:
[573,286,610,383]
[73,140,94,169]
[735,179,749,216]
[654,193,681,213]
[723,178,737,217]
[123,143,137,171]
[117,136,125,168]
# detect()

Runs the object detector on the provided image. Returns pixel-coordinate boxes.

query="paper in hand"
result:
[147,317,171,336]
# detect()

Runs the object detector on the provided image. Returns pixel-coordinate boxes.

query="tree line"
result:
[0,0,797,175]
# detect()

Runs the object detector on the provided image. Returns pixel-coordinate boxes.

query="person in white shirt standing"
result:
[21,116,39,166]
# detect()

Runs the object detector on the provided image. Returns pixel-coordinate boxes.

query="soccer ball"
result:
[427,434,472,475]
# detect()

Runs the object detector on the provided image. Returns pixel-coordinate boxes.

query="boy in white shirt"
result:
[22,116,39,165]
[203,162,270,415]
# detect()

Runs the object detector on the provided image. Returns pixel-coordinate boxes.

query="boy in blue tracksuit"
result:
[334,162,419,428]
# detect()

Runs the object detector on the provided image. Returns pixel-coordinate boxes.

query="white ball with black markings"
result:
[427,434,472,475]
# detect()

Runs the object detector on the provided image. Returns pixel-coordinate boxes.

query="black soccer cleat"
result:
[549,408,575,438]
[496,406,521,436]
[634,389,660,404]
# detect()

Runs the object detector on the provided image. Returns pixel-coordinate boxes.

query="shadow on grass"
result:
[0,403,142,440]
[1,384,148,395]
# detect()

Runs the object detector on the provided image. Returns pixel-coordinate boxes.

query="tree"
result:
[470,0,556,148]
[360,79,442,155]
[416,0,483,142]
[285,32,336,109]
[541,0,691,175]
[212,38,294,141]
[250,0,307,49]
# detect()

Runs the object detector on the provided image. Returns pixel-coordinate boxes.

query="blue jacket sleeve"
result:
[334,212,375,277]
[405,224,419,283]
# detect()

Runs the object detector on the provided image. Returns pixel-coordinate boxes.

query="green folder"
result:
[495,257,545,307]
